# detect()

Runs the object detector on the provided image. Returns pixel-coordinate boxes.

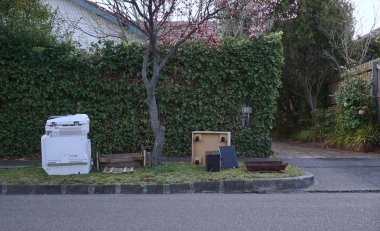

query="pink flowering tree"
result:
[102,0,286,165]
[219,0,298,37]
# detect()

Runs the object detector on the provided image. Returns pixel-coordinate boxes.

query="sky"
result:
[351,0,380,36]
[96,0,379,36]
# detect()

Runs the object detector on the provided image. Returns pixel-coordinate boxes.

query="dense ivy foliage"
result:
[0,34,283,158]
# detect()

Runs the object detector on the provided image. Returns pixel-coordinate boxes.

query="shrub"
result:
[369,36,380,59]
[329,124,378,151]
[295,76,379,151]
[295,108,336,142]
[0,34,284,158]
[334,77,373,129]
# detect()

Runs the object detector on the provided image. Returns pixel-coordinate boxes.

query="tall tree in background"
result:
[219,0,298,37]
[273,0,352,111]
[320,0,376,71]
[0,0,58,44]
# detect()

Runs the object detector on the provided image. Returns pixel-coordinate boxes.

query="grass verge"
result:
[0,162,303,185]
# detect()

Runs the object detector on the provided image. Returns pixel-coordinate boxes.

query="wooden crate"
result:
[191,131,230,166]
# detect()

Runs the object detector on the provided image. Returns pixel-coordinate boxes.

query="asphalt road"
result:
[273,141,380,192]
[1,194,379,231]
[282,158,380,191]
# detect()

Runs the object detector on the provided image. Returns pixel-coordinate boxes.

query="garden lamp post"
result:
[241,106,252,128]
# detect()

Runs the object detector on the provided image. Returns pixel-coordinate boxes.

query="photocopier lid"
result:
[45,114,89,126]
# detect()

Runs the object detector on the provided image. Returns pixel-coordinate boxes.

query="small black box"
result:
[206,152,221,172]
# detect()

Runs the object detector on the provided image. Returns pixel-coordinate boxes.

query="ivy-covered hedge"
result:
[0,34,283,158]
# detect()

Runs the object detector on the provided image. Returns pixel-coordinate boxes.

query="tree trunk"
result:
[146,93,165,165]
[306,91,318,110]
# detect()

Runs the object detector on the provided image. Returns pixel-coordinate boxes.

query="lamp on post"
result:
[241,106,252,128]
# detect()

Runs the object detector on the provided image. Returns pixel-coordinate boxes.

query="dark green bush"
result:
[0,34,283,158]
[296,76,379,150]
[330,77,378,149]
[369,36,380,60]
[334,77,373,129]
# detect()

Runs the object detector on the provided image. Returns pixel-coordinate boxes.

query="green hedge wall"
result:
[0,34,283,158]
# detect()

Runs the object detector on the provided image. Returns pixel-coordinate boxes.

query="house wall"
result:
[43,0,142,47]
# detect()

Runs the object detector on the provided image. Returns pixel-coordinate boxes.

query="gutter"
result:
[72,0,144,37]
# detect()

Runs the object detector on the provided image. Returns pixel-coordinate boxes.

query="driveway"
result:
[273,140,380,192]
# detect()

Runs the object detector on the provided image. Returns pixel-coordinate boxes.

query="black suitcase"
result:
[206,152,221,172]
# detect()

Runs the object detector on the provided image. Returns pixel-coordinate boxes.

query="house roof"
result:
[72,0,144,36]
[71,0,219,41]
[371,27,380,37]
[359,27,380,39]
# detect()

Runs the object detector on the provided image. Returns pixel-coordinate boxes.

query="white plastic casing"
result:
[41,114,91,175]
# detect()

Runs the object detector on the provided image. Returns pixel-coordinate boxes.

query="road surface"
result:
[1,194,379,231]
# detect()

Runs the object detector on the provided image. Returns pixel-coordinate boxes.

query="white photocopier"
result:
[41,114,91,175]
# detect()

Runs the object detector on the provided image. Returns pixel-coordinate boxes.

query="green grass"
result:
[0,162,303,185]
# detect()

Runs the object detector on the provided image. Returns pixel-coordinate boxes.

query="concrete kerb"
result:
[251,172,314,191]
[0,172,314,195]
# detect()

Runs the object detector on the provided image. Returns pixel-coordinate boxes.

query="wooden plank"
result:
[98,152,143,169]
[100,161,142,169]
[245,159,283,165]
[99,154,143,164]
[245,163,287,172]
[102,167,134,174]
